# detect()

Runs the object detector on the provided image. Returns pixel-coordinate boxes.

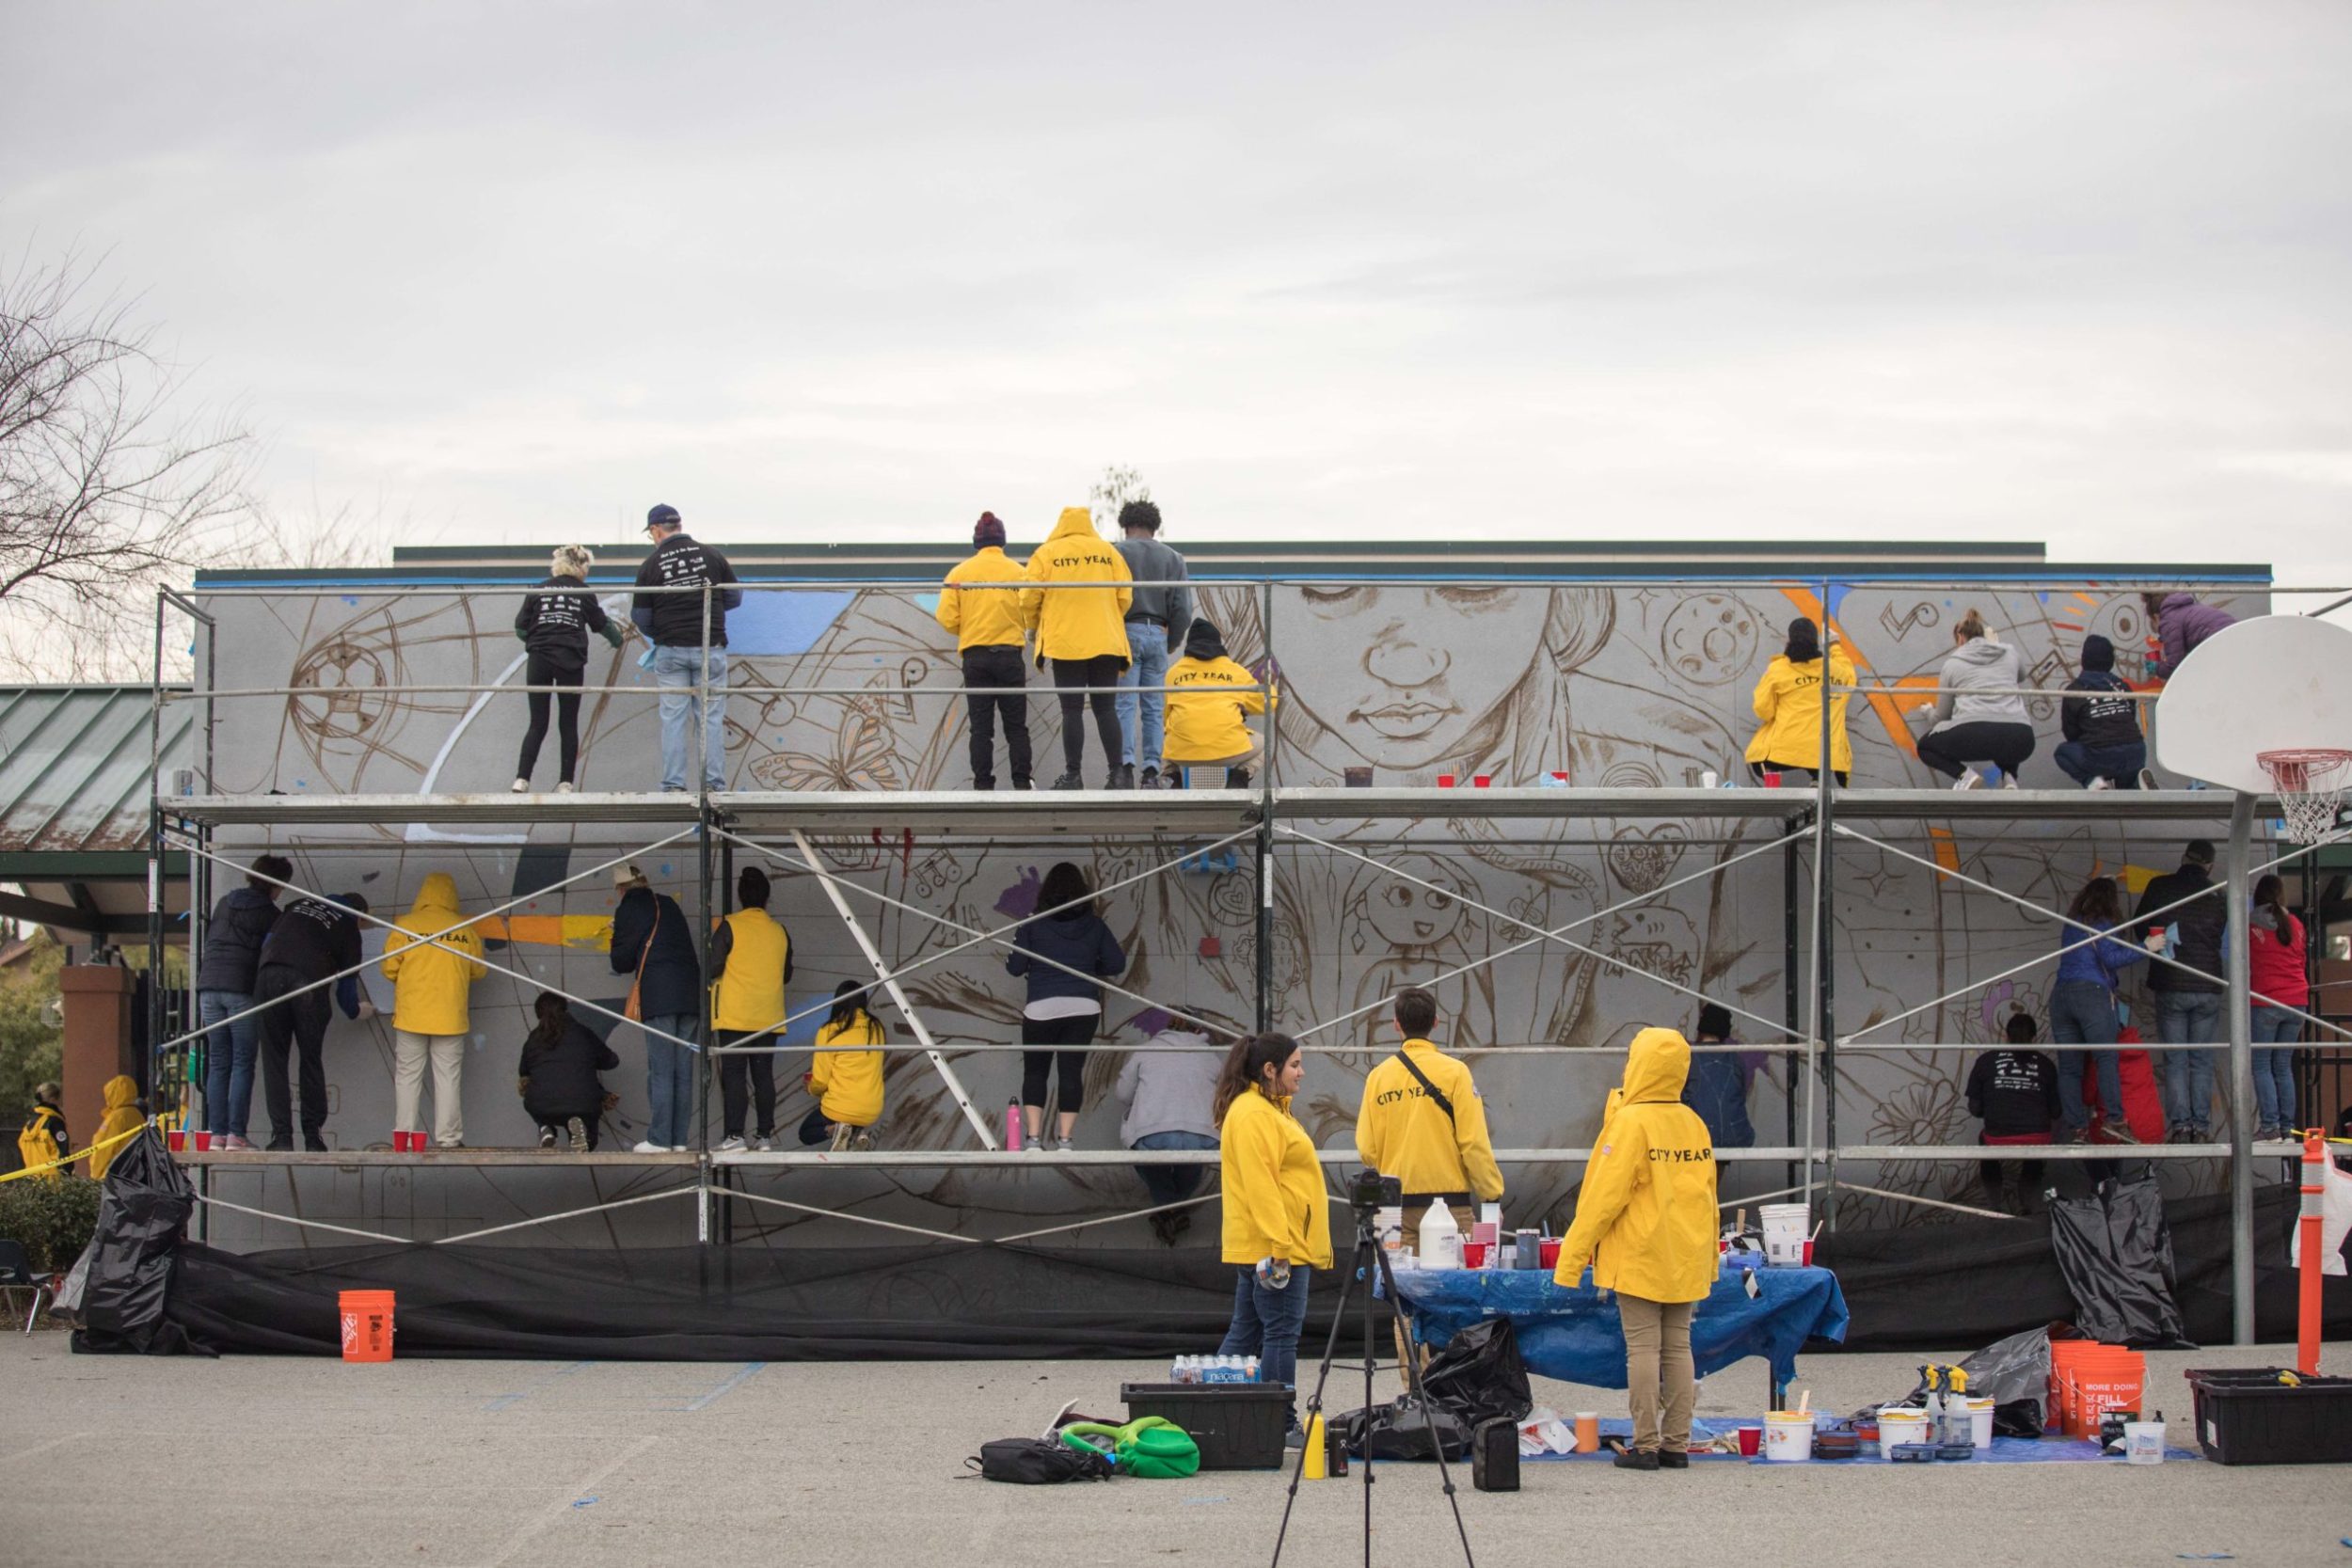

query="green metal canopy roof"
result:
[0,686,191,935]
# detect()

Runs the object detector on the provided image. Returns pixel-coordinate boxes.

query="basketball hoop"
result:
[2257,749,2352,845]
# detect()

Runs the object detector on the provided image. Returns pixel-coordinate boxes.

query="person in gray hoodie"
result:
[1114,1020,1225,1243]
[1915,609,2035,788]
[1111,499,1191,789]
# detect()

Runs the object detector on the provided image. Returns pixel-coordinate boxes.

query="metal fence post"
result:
[2227,792,2255,1345]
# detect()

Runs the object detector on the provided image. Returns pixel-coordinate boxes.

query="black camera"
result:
[1347,1168,1401,1214]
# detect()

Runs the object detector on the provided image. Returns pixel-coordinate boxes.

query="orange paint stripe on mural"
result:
[1779,586,1934,759]
[473,913,614,952]
[1929,826,1961,876]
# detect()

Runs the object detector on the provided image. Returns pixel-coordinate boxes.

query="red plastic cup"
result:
[398,1130,420,1152]
[1738,1426,1762,1457]
[1472,774,1492,788]
[1803,1240,1816,1267]
[167,1129,187,1152]
[193,1132,213,1152]
[1436,773,1456,788]
[1761,770,1784,788]
[1461,1242,1486,1269]
[1539,1238,1562,1270]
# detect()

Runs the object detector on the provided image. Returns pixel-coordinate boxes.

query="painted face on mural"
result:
[1362,855,1470,948]
[1280,585,1548,770]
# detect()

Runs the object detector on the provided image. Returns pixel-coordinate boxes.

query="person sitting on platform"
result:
[2055,634,2149,791]
[16,1081,68,1180]
[611,863,701,1154]
[1214,1031,1329,1445]
[1116,1014,1225,1244]
[1007,861,1126,1150]
[512,544,625,794]
[801,980,886,1149]
[935,512,1036,791]
[1354,985,1503,1238]
[380,872,488,1149]
[254,892,371,1151]
[711,864,792,1152]
[1680,1002,1755,1148]
[1552,1026,1718,1472]
[1914,609,2035,789]
[516,991,619,1151]
[1020,505,1134,790]
[1966,1011,2060,1214]
[2142,591,2235,679]
[1163,617,1273,789]
[1743,617,1852,786]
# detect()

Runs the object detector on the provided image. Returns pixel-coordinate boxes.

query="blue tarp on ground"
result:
[1518,1417,2199,1464]
[1390,1265,1851,1389]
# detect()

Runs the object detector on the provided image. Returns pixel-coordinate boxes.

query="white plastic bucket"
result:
[1763,1411,1815,1462]
[2123,1421,2165,1465]
[1759,1203,1809,1268]
[1967,1397,1995,1448]
[1878,1407,1931,1450]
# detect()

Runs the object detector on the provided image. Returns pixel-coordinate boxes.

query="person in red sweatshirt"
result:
[2248,874,2308,1139]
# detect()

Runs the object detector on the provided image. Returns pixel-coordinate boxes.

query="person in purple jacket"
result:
[2142,593,2236,680]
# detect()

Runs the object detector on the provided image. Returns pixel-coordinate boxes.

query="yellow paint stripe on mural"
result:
[475,913,614,952]
[1929,826,1960,876]
[2116,864,2159,895]
[1780,586,1932,759]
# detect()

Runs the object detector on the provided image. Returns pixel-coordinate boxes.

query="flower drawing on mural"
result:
[754,698,905,793]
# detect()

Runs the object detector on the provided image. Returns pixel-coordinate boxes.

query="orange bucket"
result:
[2049,1340,2098,1431]
[2070,1352,2144,1437]
[339,1290,396,1363]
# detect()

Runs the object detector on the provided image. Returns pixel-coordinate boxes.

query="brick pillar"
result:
[59,965,137,1156]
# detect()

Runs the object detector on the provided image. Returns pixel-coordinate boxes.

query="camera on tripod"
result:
[1347,1168,1401,1216]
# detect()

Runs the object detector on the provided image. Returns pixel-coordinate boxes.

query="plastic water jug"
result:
[1419,1203,1464,1270]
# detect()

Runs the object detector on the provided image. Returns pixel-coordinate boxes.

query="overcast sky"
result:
[7,2,2349,579]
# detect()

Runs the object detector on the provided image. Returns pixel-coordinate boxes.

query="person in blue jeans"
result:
[1214,1032,1330,1442]
[2050,875,2148,1141]
[2053,634,2149,790]
[1110,499,1191,789]
[630,504,740,792]
[608,863,702,1151]
[2135,840,2226,1140]
[197,853,294,1149]
[2247,874,2309,1139]
[1115,1021,1224,1244]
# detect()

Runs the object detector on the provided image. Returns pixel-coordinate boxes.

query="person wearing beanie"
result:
[1743,617,1854,786]
[2055,633,2150,790]
[935,512,1036,789]
[1679,1001,1754,1148]
[1111,499,1192,790]
[630,504,741,793]
[513,544,625,793]
[1161,617,1273,788]
[1019,505,1135,788]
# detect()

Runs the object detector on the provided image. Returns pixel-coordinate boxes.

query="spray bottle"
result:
[1919,1363,1946,1444]
[1944,1366,1972,1447]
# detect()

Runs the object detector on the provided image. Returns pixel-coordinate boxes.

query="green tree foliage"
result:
[0,931,64,1121]
[0,1172,101,1274]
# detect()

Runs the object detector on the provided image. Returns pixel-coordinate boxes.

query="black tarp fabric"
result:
[73,1127,212,1356]
[1415,1318,1533,1428]
[2047,1175,2192,1348]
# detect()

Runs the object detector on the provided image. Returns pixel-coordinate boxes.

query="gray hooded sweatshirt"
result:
[1929,637,2029,733]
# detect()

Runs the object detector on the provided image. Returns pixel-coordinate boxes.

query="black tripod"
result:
[1270,1196,1476,1568]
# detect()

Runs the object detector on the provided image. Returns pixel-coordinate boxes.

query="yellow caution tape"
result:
[1,1120,150,1184]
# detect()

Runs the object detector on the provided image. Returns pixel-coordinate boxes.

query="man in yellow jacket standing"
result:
[935,512,1035,791]
[380,871,488,1148]
[1552,1026,1719,1471]
[1020,505,1134,790]
[1354,987,1504,1236]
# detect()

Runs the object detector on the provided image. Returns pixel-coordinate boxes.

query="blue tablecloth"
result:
[1389,1265,1850,1390]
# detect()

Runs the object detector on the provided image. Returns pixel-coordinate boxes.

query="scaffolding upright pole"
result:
[1783,820,1803,1193]
[1810,587,1836,1220]
[1257,577,1276,1033]
[2226,792,2255,1345]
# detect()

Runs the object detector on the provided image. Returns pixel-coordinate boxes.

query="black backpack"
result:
[969,1437,1115,1484]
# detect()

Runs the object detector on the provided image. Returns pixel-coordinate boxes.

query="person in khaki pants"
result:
[1551,1026,1719,1470]
[379,871,487,1147]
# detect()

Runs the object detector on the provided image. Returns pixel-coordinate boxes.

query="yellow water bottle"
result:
[1304,1413,1328,1480]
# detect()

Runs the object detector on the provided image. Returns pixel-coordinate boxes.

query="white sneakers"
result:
[556,781,575,794]
[511,777,530,793]
[2088,777,2115,792]
[716,1135,746,1152]
[1952,770,1982,790]
[629,1139,668,1154]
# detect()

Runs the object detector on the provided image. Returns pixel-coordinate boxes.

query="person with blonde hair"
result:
[1914,609,2035,789]
[514,544,624,792]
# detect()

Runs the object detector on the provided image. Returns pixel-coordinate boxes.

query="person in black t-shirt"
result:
[514,545,625,793]
[1967,1011,2061,1213]
[630,504,742,793]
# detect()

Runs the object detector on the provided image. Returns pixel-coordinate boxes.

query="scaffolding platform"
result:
[176,1148,694,1168]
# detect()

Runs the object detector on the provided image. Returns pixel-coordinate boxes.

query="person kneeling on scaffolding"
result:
[800,981,886,1150]
[1161,618,1274,789]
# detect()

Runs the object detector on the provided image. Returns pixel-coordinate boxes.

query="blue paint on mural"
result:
[726,590,856,656]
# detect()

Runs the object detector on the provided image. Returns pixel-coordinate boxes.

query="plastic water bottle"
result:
[1246,1355,1261,1382]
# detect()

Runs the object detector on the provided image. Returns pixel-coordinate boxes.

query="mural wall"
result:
[187,574,2269,1245]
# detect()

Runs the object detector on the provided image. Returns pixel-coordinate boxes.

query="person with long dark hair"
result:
[1743,617,1853,786]
[1213,1032,1329,1443]
[2050,874,2147,1143]
[513,544,624,793]
[516,991,619,1150]
[2249,873,2307,1140]
[1914,610,2034,788]
[800,980,887,1148]
[1006,861,1125,1149]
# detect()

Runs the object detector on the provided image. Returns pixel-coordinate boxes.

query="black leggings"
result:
[1916,721,2035,782]
[718,1031,776,1138]
[1748,762,1849,787]
[1021,1010,1096,1112]
[1052,656,1126,778]
[516,653,584,784]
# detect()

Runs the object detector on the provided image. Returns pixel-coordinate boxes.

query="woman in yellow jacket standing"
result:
[1020,505,1135,790]
[1744,618,1853,786]
[379,871,488,1148]
[1552,1026,1719,1470]
[1214,1032,1332,1444]
[799,981,886,1149]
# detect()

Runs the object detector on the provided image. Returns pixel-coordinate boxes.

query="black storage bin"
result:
[1470,1418,1519,1492]
[2183,1368,2352,1465]
[1121,1383,1294,1470]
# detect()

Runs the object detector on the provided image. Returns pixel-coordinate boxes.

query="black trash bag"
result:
[1332,1394,1475,1462]
[1878,1327,2054,1435]
[1418,1318,1533,1428]
[2047,1174,2193,1350]
[72,1126,213,1356]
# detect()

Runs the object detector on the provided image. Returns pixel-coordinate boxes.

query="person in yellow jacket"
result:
[1354,986,1503,1237]
[711,863,792,1150]
[935,511,1036,790]
[87,1075,145,1179]
[1019,505,1134,790]
[1163,617,1275,789]
[379,871,488,1148]
[1215,1032,1331,1440]
[798,980,887,1149]
[1552,1026,1720,1470]
[1744,617,1854,786]
[16,1082,69,1180]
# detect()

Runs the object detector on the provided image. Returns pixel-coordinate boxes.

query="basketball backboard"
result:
[2153,613,2352,793]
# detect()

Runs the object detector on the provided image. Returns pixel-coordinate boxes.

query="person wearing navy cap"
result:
[631,504,740,792]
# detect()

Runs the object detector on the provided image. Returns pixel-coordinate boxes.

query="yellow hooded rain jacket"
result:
[1219,1088,1333,1269]
[16,1102,68,1180]
[1020,507,1133,664]
[1551,1027,1719,1303]
[379,872,489,1036]
[88,1075,144,1179]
